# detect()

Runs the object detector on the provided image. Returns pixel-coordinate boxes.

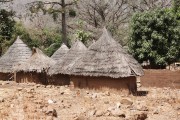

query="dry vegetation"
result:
[0,81,179,120]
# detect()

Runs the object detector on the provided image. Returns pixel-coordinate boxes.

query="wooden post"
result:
[14,72,16,82]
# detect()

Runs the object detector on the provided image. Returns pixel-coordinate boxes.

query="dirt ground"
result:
[0,81,180,120]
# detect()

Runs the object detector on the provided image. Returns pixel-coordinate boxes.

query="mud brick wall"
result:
[141,70,180,89]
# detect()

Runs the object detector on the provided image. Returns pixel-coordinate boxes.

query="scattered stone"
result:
[36,84,41,88]
[87,110,96,117]
[105,91,110,96]
[104,101,109,104]
[91,93,98,99]
[60,91,65,95]
[48,99,55,104]
[120,98,133,105]
[111,109,125,118]
[0,98,4,102]
[96,110,104,117]
[46,106,57,117]
[153,109,159,114]
[116,102,121,109]
[137,105,149,111]
[46,85,52,88]
[34,99,42,104]
[133,112,147,120]
[17,87,23,91]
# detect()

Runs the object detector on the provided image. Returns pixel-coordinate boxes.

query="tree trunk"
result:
[61,0,68,46]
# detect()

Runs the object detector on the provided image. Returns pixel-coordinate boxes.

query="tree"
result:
[0,9,15,56]
[77,0,131,45]
[129,9,180,68]
[27,0,78,46]
[128,0,172,12]
[173,0,180,19]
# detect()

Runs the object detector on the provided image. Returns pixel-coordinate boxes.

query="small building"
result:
[48,40,87,85]
[70,28,144,93]
[15,48,55,85]
[51,43,69,61]
[0,37,32,80]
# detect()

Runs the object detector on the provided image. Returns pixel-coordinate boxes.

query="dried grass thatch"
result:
[0,37,32,73]
[70,28,144,78]
[51,43,69,61]
[48,40,87,75]
[15,47,56,73]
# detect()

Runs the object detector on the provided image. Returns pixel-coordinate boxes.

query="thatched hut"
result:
[70,28,144,93]
[0,37,32,80]
[51,43,69,61]
[15,48,55,85]
[48,40,87,85]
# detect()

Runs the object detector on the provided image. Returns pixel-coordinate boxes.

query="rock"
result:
[75,115,87,120]
[120,98,133,106]
[116,102,121,109]
[46,106,57,117]
[133,112,147,120]
[60,91,64,95]
[46,85,52,88]
[96,110,104,117]
[34,99,42,104]
[153,109,159,114]
[91,93,98,99]
[48,99,55,104]
[36,84,41,88]
[104,101,109,104]
[87,110,96,117]
[0,98,4,102]
[64,89,71,95]
[108,106,116,112]
[105,91,110,96]
[137,105,149,111]
[111,109,125,118]
[26,88,35,93]
[17,87,23,91]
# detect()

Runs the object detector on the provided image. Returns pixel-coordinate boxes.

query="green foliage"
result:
[74,20,91,45]
[173,0,180,19]
[0,9,15,56]
[129,9,180,67]
[1,21,63,57]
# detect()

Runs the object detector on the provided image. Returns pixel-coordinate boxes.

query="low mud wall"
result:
[141,70,180,89]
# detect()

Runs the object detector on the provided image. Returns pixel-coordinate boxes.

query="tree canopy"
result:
[129,8,180,68]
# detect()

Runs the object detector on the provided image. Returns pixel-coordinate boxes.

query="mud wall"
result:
[70,76,137,93]
[141,70,180,89]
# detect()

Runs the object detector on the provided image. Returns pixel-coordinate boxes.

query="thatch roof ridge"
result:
[70,28,144,78]
[15,48,56,73]
[0,37,32,73]
[48,40,87,75]
[51,43,69,61]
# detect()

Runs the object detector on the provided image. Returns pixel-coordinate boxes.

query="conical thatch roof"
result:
[15,48,56,73]
[51,43,69,61]
[48,40,87,75]
[0,37,32,73]
[70,28,144,78]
